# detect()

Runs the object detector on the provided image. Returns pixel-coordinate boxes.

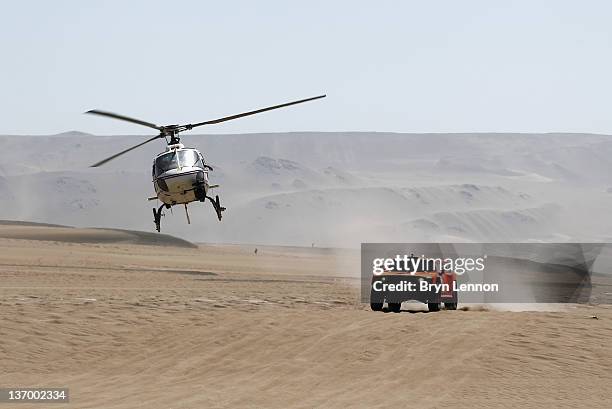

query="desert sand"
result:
[1,223,611,409]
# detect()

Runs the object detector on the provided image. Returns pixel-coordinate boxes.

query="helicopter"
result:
[86,94,326,232]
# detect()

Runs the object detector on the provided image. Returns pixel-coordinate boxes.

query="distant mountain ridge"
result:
[1,131,611,246]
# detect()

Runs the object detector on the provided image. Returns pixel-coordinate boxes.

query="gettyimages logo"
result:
[361,243,599,303]
[372,254,487,275]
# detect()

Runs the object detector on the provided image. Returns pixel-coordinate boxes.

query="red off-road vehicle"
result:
[370,257,458,313]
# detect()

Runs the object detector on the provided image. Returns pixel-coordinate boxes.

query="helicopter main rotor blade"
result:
[91,134,161,167]
[184,94,326,129]
[85,109,163,131]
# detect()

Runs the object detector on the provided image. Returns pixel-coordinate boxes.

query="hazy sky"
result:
[2,0,612,135]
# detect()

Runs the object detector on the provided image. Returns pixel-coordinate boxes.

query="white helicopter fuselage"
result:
[152,144,210,205]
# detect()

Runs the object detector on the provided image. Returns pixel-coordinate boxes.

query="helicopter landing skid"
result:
[153,203,169,232]
[153,197,224,232]
[206,195,226,221]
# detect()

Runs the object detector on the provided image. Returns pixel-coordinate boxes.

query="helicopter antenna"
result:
[86,94,326,167]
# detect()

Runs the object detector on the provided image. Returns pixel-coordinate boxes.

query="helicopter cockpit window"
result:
[155,150,204,176]
[155,152,178,176]
[177,150,203,168]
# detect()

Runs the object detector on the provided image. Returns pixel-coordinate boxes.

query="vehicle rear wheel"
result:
[388,302,402,313]
[428,302,441,312]
[445,302,457,310]
[370,302,383,311]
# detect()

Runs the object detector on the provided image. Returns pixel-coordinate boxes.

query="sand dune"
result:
[0,221,196,248]
[0,229,611,408]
